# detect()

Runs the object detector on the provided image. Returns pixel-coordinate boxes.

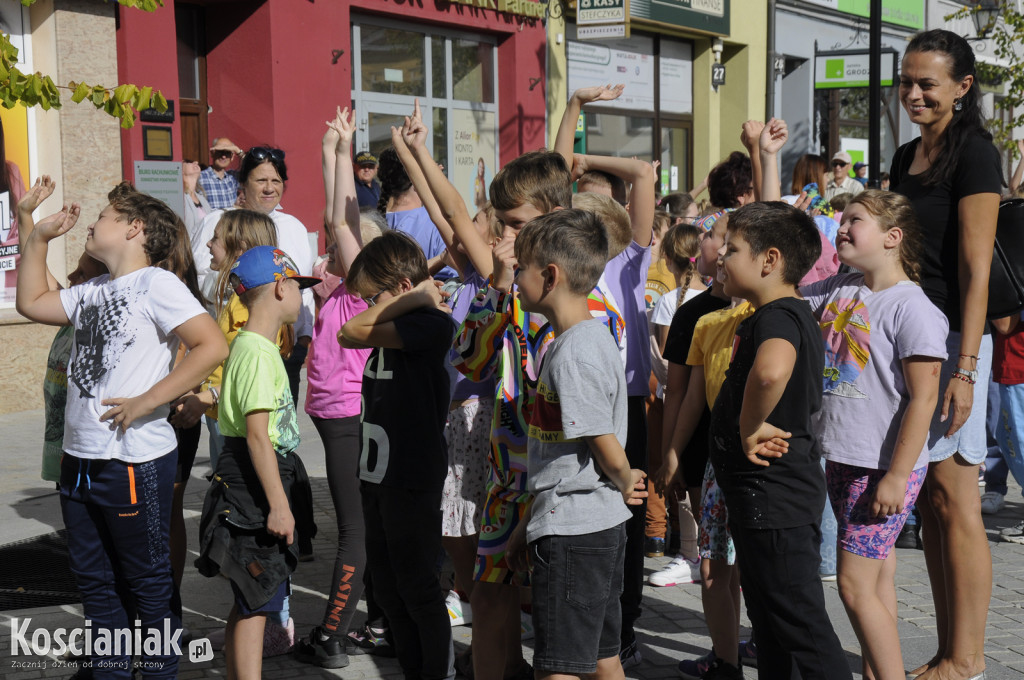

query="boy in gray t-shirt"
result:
[505,209,645,678]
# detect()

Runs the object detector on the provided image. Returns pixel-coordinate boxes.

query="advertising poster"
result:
[449,109,497,216]
[567,41,655,111]
[0,105,30,307]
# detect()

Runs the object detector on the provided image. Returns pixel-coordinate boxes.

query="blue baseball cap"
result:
[230,246,320,294]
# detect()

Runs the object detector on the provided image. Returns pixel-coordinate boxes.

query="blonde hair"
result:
[213,209,278,314]
[845,190,923,282]
[572,191,632,259]
[660,223,702,308]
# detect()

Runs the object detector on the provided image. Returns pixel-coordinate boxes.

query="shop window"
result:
[352,17,497,216]
[660,125,690,193]
[431,36,446,98]
[433,108,449,172]
[452,40,495,103]
[360,25,427,97]
[587,113,653,159]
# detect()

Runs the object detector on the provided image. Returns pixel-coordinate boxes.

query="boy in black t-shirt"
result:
[339,230,458,680]
[708,202,853,680]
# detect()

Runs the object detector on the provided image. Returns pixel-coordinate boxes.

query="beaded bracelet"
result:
[951,371,976,385]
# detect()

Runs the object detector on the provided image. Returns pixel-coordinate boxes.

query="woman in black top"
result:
[891,30,1001,680]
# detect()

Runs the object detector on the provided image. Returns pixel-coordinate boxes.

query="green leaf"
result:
[134,86,152,112]
[71,81,90,104]
[113,83,135,105]
[153,90,168,113]
[91,85,107,107]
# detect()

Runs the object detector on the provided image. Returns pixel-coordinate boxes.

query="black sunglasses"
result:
[247,147,286,164]
[832,161,848,168]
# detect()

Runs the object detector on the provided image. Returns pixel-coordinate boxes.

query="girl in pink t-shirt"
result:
[295,109,385,667]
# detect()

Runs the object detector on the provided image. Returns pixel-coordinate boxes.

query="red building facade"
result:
[116,0,548,245]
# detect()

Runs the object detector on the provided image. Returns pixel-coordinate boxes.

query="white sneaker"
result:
[980,491,1005,515]
[647,554,700,587]
[446,590,473,627]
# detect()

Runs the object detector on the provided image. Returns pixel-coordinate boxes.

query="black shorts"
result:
[530,523,626,674]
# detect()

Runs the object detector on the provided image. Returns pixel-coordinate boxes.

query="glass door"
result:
[351,16,499,216]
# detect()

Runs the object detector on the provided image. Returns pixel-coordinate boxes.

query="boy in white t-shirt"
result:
[16,183,227,679]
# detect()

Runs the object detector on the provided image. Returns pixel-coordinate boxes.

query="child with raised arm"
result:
[562,142,657,666]
[451,149,626,680]
[339,231,458,680]
[801,191,945,680]
[395,109,501,617]
[196,246,320,679]
[506,209,645,680]
[295,107,385,667]
[16,183,228,679]
[708,202,852,679]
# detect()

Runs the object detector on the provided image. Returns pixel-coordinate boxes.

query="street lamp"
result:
[972,0,1001,39]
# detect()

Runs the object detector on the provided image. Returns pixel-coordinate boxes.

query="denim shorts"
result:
[530,523,626,674]
[928,332,992,465]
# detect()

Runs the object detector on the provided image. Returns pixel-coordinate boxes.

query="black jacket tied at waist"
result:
[194,436,317,610]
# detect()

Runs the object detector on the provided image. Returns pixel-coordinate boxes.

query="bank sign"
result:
[814,51,896,89]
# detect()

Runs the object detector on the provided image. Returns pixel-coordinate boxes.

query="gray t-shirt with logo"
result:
[526,318,632,543]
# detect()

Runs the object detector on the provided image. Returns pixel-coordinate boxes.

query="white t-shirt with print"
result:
[59,267,208,462]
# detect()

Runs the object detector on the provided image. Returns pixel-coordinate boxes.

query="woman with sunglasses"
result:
[193,146,315,400]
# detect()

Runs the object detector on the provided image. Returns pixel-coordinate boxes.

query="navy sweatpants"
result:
[60,451,180,680]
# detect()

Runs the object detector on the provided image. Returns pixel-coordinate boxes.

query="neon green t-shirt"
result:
[218,330,299,456]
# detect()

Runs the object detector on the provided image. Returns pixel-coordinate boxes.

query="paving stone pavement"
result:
[2,389,1023,679]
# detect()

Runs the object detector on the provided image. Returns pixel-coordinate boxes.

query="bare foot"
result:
[908,655,941,678]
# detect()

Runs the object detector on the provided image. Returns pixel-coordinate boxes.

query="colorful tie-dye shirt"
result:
[453,284,625,502]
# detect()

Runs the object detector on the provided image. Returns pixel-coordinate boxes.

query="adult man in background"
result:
[200,137,243,210]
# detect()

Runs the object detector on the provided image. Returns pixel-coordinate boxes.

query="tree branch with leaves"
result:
[1,0,168,128]
[946,3,1024,156]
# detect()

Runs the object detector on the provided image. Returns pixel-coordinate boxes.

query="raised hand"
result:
[31,204,81,242]
[327,106,356,150]
[18,176,56,216]
[574,84,625,105]
[402,114,429,150]
[759,117,789,156]
[491,226,518,291]
[740,120,765,152]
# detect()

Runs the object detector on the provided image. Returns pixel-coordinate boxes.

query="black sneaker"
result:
[294,625,349,669]
[895,523,922,550]
[701,659,743,679]
[346,622,396,657]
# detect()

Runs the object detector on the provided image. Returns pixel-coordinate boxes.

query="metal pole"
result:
[766,0,777,121]
[869,0,882,188]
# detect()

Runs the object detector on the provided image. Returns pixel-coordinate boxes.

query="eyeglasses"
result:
[247,147,286,164]
[363,289,385,307]
[832,161,849,168]
[211,150,234,159]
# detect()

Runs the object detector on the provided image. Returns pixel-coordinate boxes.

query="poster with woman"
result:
[450,109,496,215]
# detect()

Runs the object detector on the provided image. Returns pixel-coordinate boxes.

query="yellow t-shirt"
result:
[686,302,755,406]
[645,259,675,311]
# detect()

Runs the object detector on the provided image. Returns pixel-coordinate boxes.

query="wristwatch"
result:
[953,367,978,382]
